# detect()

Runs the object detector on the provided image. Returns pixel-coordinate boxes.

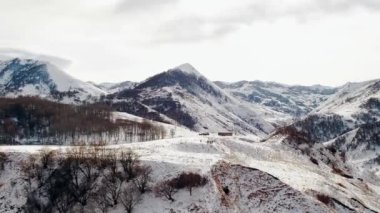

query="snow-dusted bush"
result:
[315,193,332,206]
[175,172,208,195]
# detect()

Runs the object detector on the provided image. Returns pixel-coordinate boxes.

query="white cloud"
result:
[0,0,379,86]
[0,49,71,69]
[116,0,178,12]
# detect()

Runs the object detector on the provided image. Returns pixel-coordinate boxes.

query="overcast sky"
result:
[1,0,380,86]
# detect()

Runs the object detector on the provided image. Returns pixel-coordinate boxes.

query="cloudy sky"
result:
[0,0,380,86]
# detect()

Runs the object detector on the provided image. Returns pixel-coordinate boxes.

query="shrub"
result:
[222,186,230,195]
[175,172,208,195]
[315,193,332,206]
[309,157,319,165]
[332,165,353,179]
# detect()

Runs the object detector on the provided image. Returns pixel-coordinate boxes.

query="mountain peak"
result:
[172,63,201,77]
[0,58,105,102]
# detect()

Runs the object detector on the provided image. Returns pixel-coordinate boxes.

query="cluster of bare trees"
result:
[21,147,152,213]
[0,97,167,145]
[2,147,210,212]
[154,172,208,202]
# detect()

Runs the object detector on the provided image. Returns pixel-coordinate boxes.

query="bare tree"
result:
[45,163,75,213]
[101,159,124,206]
[92,192,109,213]
[120,184,141,213]
[20,155,40,193]
[52,190,75,213]
[170,128,176,138]
[39,148,55,169]
[153,179,178,202]
[119,150,140,181]
[0,152,7,171]
[64,147,100,209]
[176,172,207,195]
[133,165,152,193]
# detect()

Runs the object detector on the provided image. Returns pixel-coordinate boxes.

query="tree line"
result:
[0,97,167,145]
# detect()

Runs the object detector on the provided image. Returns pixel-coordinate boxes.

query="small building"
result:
[218,132,233,136]
[199,132,210,136]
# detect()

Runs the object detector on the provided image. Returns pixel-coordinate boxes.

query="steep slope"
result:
[267,80,380,191]
[109,63,276,136]
[0,58,105,103]
[272,79,380,144]
[313,79,380,124]
[324,121,380,185]
[216,80,337,118]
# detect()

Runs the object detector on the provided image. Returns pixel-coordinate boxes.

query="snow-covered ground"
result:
[112,112,196,139]
[1,135,379,212]
[313,79,380,121]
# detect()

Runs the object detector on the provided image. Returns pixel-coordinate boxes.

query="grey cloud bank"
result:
[0,0,379,86]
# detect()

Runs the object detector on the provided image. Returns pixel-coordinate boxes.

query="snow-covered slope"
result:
[216,80,337,119]
[313,79,380,123]
[1,136,379,212]
[93,81,137,94]
[0,58,106,103]
[112,111,196,139]
[266,79,380,196]
[110,63,277,136]
[271,79,380,144]
[323,121,380,185]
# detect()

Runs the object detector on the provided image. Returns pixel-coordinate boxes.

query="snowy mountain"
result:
[275,79,380,145]
[313,79,380,124]
[0,58,105,103]
[267,79,380,195]
[0,58,380,212]
[92,80,137,93]
[108,63,276,136]
[216,80,337,118]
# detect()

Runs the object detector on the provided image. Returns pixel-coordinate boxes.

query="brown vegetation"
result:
[21,147,150,213]
[0,97,167,145]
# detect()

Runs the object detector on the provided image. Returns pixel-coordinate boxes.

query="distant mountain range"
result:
[1,58,379,135]
[1,57,380,212]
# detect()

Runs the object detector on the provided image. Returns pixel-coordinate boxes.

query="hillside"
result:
[0,97,184,145]
[0,58,105,103]
[107,64,277,136]
[313,80,380,124]
[0,58,380,212]
[1,136,379,212]
[267,80,380,196]
[216,80,337,119]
